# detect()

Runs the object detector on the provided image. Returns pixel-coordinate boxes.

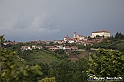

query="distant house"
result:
[56,45,63,49]
[86,40,94,44]
[32,45,42,49]
[64,35,70,42]
[91,30,110,38]
[63,46,71,50]
[45,46,59,51]
[68,39,75,43]
[35,40,41,43]
[4,42,18,45]
[64,35,75,43]
[21,46,32,51]
[29,40,41,43]
[71,46,78,51]
[63,46,78,51]
[32,45,36,49]
[46,41,53,44]
[54,40,64,44]
[37,46,42,49]
[41,41,53,44]
[41,41,47,44]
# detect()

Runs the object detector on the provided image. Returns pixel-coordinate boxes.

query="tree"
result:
[85,44,91,51]
[77,44,85,49]
[0,35,5,73]
[88,36,91,39]
[19,50,32,62]
[115,32,124,39]
[49,57,89,82]
[49,60,74,82]
[87,48,124,78]
[54,49,65,54]
[0,35,43,82]
[74,55,89,82]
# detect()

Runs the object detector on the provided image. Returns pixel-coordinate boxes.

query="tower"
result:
[74,31,77,39]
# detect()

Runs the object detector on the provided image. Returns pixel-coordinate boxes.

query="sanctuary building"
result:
[91,30,110,38]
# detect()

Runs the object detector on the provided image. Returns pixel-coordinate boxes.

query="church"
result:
[73,31,87,41]
[64,32,88,43]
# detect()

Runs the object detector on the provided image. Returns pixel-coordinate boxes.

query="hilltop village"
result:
[4,30,110,51]
[2,31,124,82]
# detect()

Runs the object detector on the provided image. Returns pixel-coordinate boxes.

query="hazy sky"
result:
[0,0,124,41]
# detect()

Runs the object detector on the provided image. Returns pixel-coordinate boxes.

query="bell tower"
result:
[74,31,77,39]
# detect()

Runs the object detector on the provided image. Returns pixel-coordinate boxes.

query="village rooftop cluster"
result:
[4,30,110,51]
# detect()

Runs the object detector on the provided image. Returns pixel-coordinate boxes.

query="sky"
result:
[0,0,124,41]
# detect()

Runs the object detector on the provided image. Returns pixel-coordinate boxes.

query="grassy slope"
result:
[26,50,89,65]
[69,51,88,61]
[29,50,59,64]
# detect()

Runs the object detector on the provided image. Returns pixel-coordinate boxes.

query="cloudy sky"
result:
[0,0,124,41]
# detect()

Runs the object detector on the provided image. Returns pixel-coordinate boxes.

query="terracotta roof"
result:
[68,38,74,40]
[54,40,64,42]
[64,46,70,48]
[92,30,110,33]
[22,46,30,48]
[45,46,55,48]
[78,35,84,37]
[64,35,71,39]
[71,46,78,50]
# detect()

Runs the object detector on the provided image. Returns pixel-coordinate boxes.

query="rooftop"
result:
[92,30,110,33]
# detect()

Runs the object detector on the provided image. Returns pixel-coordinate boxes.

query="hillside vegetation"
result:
[29,51,59,64]
[1,32,124,82]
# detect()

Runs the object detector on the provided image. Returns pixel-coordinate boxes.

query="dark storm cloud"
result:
[0,0,124,41]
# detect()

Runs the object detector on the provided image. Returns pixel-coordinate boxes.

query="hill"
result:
[26,50,60,65]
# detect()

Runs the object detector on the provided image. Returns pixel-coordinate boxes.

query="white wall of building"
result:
[92,32,110,38]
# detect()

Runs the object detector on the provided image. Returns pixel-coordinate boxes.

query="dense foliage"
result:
[49,55,89,82]
[0,35,54,82]
[87,48,124,77]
